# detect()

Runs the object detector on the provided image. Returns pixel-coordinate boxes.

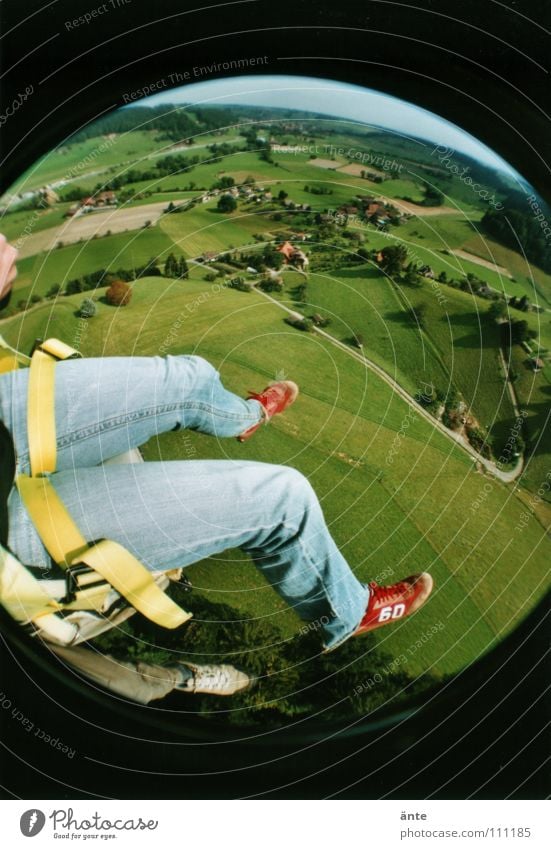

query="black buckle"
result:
[178,573,193,592]
[29,338,44,357]
[61,563,107,604]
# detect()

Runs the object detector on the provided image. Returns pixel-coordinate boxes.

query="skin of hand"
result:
[0,234,18,307]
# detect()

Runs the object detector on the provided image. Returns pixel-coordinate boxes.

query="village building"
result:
[338,205,359,216]
[419,265,435,279]
[276,240,309,270]
[95,191,117,206]
[38,186,59,207]
[200,251,217,263]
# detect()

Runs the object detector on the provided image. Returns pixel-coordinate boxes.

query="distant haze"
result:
[134,74,520,178]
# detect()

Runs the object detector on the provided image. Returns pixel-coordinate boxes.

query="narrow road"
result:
[497,347,522,418]
[253,285,524,483]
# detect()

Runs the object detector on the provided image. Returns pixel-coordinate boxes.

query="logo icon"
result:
[20,810,46,837]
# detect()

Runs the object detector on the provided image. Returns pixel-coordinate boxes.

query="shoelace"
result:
[368,580,411,605]
[190,665,230,692]
[247,390,275,421]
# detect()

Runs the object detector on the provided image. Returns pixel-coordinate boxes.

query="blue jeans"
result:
[0,355,369,650]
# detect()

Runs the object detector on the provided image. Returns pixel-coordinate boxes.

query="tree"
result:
[351,331,364,348]
[259,274,284,292]
[488,300,507,322]
[379,245,409,275]
[403,269,422,287]
[46,283,61,299]
[505,319,537,345]
[259,143,273,163]
[214,175,235,189]
[482,193,551,274]
[261,244,284,269]
[106,280,132,306]
[518,294,529,312]
[66,278,84,296]
[410,304,427,329]
[423,186,444,206]
[177,256,189,279]
[217,194,237,213]
[466,425,493,460]
[164,253,177,278]
[164,253,188,279]
[79,298,97,318]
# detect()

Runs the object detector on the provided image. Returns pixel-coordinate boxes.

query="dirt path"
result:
[375,195,459,216]
[450,248,513,278]
[498,347,522,418]
[253,285,523,483]
[17,201,170,259]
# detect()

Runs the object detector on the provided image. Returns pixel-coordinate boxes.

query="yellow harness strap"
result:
[0,334,30,373]
[27,340,82,477]
[15,337,192,631]
[16,474,191,629]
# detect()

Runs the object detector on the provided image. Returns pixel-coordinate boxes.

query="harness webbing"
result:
[27,341,78,476]
[0,337,192,642]
[16,474,191,629]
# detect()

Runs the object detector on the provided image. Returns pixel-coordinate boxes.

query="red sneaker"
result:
[354,573,433,635]
[237,380,299,442]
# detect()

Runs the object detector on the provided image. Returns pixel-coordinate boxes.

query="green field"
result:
[0,113,549,720]
[267,261,520,456]
[1,273,548,687]
[4,130,243,196]
[8,226,178,303]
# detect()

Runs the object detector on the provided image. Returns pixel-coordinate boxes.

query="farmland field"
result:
[0,101,549,721]
[1,274,548,685]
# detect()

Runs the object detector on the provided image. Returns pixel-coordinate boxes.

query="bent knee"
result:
[270,465,318,509]
[164,354,219,388]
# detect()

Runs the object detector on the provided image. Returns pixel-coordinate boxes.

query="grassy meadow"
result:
[1,272,548,685]
[0,114,549,720]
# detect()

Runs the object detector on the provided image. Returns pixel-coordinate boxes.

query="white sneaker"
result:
[172,662,251,696]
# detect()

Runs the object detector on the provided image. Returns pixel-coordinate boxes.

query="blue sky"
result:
[136,74,519,177]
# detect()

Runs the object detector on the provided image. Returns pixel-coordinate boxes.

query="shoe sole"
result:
[408,572,434,614]
[358,571,434,633]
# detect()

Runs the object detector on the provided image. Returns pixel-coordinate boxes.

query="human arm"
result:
[0,233,18,311]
